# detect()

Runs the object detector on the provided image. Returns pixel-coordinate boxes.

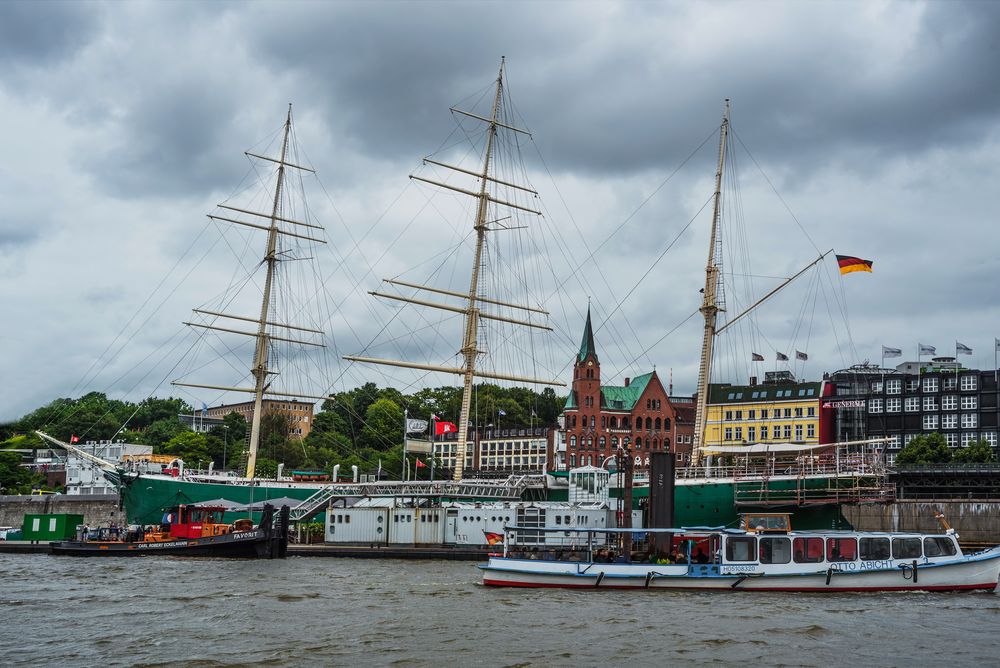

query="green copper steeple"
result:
[577,307,598,364]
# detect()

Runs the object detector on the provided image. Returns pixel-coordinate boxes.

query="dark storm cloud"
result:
[0,1,101,66]
[240,1,1000,181]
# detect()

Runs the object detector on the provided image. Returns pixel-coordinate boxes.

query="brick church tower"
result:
[562,308,677,471]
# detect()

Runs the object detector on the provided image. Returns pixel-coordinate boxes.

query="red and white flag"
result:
[434,421,458,435]
[415,458,427,469]
[70,435,80,444]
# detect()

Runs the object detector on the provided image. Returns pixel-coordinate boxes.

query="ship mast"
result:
[691,100,729,468]
[343,58,564,482]
[172,105,330,479]
[244,106,292,479]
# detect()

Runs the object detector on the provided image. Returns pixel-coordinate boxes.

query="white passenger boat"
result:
[479,514,1000,592]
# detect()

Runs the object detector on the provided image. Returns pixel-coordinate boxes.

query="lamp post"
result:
[222,425,229,472]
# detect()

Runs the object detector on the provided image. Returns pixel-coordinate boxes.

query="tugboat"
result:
[50,503,289,558]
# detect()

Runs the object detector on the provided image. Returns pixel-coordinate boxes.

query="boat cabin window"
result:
[793,537,824,563]
[759,537,791,564]
[826,537,857,562]
[923,537,957,557]
[725,537,757,562]
[892,537,922,559]
[859,537,890,560]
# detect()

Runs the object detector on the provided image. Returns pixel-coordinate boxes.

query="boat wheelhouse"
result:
[480,513,1000,592]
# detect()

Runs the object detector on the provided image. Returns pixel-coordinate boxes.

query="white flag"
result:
[406,419,428,434]
[918,343,936,356]
[996,337,1000,352]
[956,342,973,355]
[882,346,902,358]
[795,350,808,361]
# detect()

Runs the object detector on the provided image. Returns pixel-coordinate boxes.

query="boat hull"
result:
[480,551,1000,592]
[50,528,285,558]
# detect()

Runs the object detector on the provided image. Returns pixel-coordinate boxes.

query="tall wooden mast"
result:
[245,105,292,479]
[172,104,329,479]
[691,100,729,468]
[343,58,563,482]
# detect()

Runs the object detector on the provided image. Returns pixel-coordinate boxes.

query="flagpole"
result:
[403,407,408,482]
[431,413,437,482]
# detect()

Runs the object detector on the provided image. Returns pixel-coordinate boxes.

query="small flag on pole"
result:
[201,402,208,416]
[996,338,1000,352]
[483,530,504,546]
[70,435,80,444]
[956,342,973,355]
[882,346,902,358]
[796,351,808,361]
[415,458,427,469]
[776,352,789,361]
[498,409,506,416]
[836,254,874,275]
[434,421,458,435]
[751,352,764,361]
[406,419,428,434]
[919,343,936,356]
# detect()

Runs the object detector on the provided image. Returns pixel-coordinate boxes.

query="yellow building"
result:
[705,379,830,447]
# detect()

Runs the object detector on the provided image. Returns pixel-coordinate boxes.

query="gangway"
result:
[288,474,545,521]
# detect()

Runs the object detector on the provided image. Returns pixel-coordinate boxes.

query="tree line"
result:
[0,383,565,483]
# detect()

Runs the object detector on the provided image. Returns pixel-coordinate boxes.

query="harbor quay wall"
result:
[0,494,123,529]
[843,501,1000,547]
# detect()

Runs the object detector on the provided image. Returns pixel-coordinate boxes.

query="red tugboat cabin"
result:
[164,505,235,539]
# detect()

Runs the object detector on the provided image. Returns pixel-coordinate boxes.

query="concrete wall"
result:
[0,495,123,528]
[843,501,1000,547]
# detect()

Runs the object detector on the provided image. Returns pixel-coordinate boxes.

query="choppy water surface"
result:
[1,554,997,667]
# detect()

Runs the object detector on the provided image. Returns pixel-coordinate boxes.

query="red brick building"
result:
[561,309,677,471]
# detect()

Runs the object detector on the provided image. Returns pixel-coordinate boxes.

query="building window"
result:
[942,414,957,430]
[645,417,653,430]
[570,436,577,448]
[904,433,917,445]
[941,395,957,411]
[905,379,919,392]
[783,408,792,418]
[724,428,733,441]
[923,396,938,411]
[760,425,768,440]
[942,376,957,390]
[944,433,959,447]
[725,410,733,421]
[960,375,978,391]
[794,425,803,440]
[599,436,606,448]
[664,418,671,430]
[735,410,743,420]
[923,414,939,430]
[871,380,883,393]
[961,413,978,429]
[868,399,883,414]
[794,407,803,418]
[961,396,978,410]
[886,379,901,395]
[982,432,997,447]
[601,416,606,428]
[734,427,743,441]
[761,409,769,419]
[922,377,939,393]
[748,409,756,420]
[806,406,815,417]
[807,424,816,439]
[748,427,756,442]
[886,398,901,413]
[655,418,662,431]
[783,425,792,439]
[590,416,595,429]
[570,454,576,467]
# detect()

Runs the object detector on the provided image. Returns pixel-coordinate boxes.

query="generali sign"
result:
[822,400,866,409]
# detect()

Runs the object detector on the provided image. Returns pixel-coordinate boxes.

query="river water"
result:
[1,554,997,667]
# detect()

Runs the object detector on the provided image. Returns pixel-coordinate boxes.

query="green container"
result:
[22,514,84,541]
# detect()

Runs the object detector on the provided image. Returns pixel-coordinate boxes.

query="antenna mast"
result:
[691,100,729,468]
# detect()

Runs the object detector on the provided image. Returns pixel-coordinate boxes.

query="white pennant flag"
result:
[956,342,973,355]
[918,343,936,356]
[406,419,428,434]
[882,346,902,358]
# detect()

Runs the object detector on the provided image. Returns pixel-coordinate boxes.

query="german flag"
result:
[836,254,873,275]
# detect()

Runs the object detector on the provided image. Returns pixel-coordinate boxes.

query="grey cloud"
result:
[0,1,102,67]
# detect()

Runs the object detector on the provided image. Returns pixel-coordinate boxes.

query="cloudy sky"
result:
[1,0,999,422]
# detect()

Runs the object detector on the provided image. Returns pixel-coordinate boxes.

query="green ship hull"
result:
[119,472,854,530]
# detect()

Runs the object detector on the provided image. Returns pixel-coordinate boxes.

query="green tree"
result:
[894,433,953,465]
[952,438,996,463]
[360,398,403,451]
[162,431,212,468]
[0,451,42,494]
[140,417,188,450]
